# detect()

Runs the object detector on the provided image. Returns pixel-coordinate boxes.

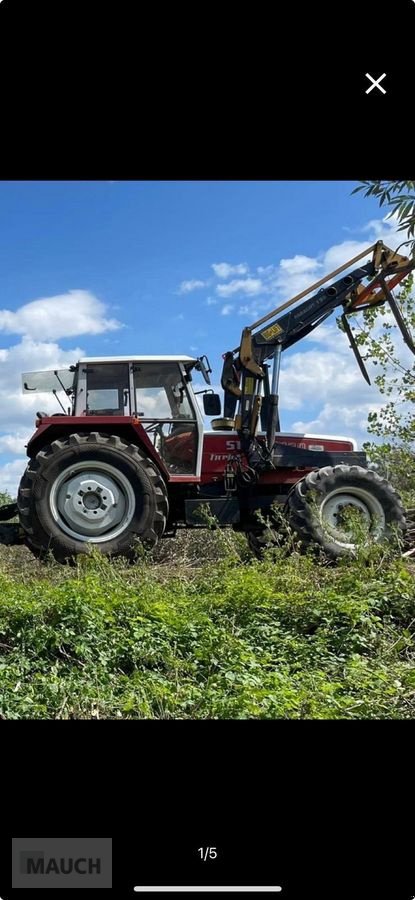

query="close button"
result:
[365,73,387,94]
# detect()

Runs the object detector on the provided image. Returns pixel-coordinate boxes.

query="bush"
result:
[0,535,414,719]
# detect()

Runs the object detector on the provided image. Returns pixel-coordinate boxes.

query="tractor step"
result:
[185,497,240,525]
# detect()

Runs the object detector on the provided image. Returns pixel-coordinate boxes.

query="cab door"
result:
[132,362,201,475]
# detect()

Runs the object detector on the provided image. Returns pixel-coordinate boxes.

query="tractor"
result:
[0,240,414,562]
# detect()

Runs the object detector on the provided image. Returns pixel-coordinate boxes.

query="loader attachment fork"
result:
[220,240,415,463]
[376,275,415,354]
[340,313,371,385]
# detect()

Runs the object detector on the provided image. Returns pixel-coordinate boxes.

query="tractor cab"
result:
[78,356,211,475]
[22,356,217,476]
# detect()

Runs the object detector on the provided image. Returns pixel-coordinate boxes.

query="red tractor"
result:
[1,240,413,561]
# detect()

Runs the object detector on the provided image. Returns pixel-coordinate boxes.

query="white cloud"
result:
[278,345,375,412]
[212,262,249,279]
[177,279,207,294]
[319,216,402,275]
[0,290,125,471]
[303,321,339,346]
[268,256,322,302]
[276,345,388,446]
[360,213,400,237]
[217,278,264,298]
[215,214,404,315]
[221,304,235,316]
[206,296,218,306]
[291,401,383,443]
[0,290,122,341]
[0,337,85,436]
[257,265,276,277]
[321,240,377,275]
[0,458,28,498]
[276,316,413,444]
[0,337,85,375]
[0,433,31,454]
[279,255,321,276]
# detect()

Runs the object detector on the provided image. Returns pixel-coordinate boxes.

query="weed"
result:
[0,532,414,719]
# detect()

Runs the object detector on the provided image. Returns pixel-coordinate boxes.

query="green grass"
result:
[1,531,415,719]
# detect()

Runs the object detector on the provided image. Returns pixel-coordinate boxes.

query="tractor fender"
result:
[25,417,171,480]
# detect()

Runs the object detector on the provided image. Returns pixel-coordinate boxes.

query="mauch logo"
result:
[20,850,101,876]
[12,838,112,889]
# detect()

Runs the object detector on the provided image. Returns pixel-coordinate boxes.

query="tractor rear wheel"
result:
[17,432,168,561]
[286,464,406,560]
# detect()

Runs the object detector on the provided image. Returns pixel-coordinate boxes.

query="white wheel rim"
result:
[49,460,136,543]
[319,486,385,549]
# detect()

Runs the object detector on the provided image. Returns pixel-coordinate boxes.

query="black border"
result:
[1,0,414,893]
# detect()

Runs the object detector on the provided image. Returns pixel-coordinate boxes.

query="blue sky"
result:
[0,181,403,494]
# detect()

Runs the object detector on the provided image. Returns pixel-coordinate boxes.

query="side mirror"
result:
[203,393,221,416]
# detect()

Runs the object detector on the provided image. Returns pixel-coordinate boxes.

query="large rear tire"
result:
[17,432,168,561]
[286,464,406,560]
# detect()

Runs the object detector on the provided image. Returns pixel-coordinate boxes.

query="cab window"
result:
[133,363,194,420]
[86,364,130,415]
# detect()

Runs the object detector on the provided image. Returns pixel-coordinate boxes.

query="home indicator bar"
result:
[133,889,283,893]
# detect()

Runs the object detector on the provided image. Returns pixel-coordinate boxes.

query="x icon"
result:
[365,72,387,94]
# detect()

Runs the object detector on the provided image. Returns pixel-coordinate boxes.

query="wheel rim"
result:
[49,461,136,543]
[319,486,385,549]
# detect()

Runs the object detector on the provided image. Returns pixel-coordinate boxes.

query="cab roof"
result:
[78,355,197,364]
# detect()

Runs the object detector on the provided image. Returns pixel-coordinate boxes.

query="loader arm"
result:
[221,240,415,463]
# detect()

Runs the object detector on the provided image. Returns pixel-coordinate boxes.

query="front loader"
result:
[0,240,414,562]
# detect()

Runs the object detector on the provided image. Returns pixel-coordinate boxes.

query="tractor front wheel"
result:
[17,432,168,561]
[286,464,406,559]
